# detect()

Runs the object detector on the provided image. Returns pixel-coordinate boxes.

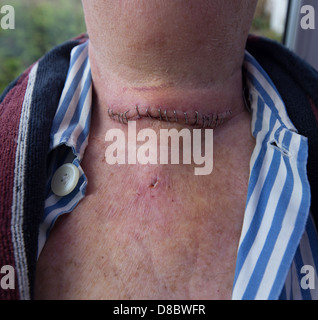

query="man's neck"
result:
[83,0,257,123]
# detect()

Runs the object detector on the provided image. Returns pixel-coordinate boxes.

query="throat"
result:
[90,48,246,128]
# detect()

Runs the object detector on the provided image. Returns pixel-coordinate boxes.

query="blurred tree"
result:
[0,0,86,93]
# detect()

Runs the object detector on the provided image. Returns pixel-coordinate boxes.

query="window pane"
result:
[250,0,289,42]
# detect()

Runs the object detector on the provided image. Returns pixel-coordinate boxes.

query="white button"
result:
[51,163,80,197]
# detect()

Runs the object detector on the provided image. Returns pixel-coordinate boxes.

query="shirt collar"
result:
[232,51,311,299]
[49,41,92,161]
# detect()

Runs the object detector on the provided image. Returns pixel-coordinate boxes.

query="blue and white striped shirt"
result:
[38,42,92,254]
[38,41,318,300]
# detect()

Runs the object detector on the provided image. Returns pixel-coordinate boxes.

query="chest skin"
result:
[34,108,255,300]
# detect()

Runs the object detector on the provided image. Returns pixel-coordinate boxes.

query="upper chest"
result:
[35,112,255,299]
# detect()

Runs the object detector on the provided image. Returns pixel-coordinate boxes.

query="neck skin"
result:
[82,0,257,125]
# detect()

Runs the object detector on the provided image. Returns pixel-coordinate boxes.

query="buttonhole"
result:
[269,140,291,157]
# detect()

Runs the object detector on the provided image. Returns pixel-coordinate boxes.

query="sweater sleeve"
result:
[0,35,87,300]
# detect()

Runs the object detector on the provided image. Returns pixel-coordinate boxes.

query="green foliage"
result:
[0,0,86,93]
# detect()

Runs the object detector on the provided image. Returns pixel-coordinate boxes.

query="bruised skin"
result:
[97,69,244,121]
[34,94,255,300]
